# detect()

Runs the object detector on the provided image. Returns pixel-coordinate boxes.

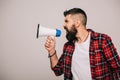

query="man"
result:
[44,8,120,80]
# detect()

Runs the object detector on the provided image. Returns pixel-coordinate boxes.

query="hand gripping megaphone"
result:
[36,24,61,38]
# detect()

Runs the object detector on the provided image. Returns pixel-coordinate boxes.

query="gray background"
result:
[0,0,120,80]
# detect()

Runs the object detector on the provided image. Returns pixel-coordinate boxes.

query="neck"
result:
[76,28,89,44]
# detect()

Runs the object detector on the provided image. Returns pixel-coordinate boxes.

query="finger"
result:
[45,42,50,48]
[46,37,52,43]
[48,36,56,43]
[45,40,51,46]
[46,39,51,43]
[48,36,55,40]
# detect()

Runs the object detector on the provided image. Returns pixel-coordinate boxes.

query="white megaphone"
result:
[36,24,61,38]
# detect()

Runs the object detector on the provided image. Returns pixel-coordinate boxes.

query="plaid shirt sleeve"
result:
[51,43,67,76]
[51,42,74,79]
[51,54,64,76]
[102,35,120,79]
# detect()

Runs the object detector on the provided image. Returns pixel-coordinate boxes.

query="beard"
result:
[64,25,77,42]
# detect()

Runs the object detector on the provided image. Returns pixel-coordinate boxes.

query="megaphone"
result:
[36,24,61,38]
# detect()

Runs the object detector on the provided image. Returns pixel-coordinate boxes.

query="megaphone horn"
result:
[36,24,61,38]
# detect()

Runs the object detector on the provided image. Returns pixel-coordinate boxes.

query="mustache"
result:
[64,26,69,32]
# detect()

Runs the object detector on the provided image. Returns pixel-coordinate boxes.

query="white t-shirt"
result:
[71,33,92,80]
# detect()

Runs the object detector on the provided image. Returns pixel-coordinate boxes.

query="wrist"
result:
[48,50,56,58]
[49,49,55,55]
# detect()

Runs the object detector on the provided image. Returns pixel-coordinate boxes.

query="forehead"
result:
[64,14,73,22]
[65,14,72,19]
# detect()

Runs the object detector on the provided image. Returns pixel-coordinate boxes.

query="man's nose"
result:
[63,23,66,28]
[63,25,66,29]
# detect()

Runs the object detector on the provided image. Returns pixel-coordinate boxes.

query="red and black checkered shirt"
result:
[52,29,120,80]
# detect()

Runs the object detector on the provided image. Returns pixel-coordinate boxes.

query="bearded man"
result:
[45,8,120,80]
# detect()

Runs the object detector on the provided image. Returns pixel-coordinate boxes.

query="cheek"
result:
[67,24,73,30]
[65,21,74,31]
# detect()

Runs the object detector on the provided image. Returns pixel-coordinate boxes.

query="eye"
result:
[65,20,68,23]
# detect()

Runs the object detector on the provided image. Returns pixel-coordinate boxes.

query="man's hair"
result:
[64,8,87,26]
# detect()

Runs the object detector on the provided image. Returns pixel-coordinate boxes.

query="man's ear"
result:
[75,20,81,28]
